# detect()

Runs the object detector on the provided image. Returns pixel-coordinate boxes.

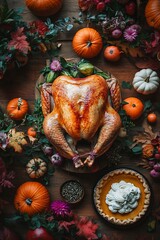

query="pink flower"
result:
[8,27,30,54]
[50,59,62,71]
[123,27,138,42]
[50,200,71,218]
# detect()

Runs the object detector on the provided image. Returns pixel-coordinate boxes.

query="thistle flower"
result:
[50,200,71,218]
[50,153,63,166]
[123,27,138,42]
[50,59,62,72]
[0,132,9,150]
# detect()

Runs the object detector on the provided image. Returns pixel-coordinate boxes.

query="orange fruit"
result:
[27,127,37,137]
[122,97,144,120]
[147,113,157,123]
[104,46,121,62]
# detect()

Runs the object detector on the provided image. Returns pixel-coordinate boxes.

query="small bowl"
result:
[60,180,84,204]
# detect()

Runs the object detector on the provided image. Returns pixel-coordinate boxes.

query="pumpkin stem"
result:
[17,98,22,110]
[145,77,150,83]
[132,104,136,107]
[26,198,32,205]
[86,41,92,47]
[32,162,40,171]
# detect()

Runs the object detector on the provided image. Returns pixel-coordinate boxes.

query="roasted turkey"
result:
[41,74,121,168]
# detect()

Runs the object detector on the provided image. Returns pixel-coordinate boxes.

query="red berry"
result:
[155,153,160,160]
[158,147,160,154]
[111,29,122,39]
[96,2,105,11]
[125,1,136,16]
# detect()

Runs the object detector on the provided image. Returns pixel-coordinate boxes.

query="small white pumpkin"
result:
[132,68,160,95]
[26,158,47,179]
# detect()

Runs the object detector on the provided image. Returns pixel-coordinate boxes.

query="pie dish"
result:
[93,168,151,227]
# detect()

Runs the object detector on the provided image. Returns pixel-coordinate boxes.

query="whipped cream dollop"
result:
[105,180,141,214]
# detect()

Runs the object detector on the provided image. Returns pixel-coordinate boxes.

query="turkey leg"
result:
[84,105,121,167]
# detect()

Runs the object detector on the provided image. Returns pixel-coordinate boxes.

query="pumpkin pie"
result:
[93,168,151,226]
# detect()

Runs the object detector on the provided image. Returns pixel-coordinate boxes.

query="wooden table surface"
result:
[1,1,160,240]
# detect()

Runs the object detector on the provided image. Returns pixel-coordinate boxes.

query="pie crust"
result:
[93,168,151,226]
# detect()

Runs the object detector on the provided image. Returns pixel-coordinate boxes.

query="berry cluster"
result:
[78,0,140,42]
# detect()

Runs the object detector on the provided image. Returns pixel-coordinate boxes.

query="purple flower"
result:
[0,132,9,150]
[129,24,141,33]
[50,200,71,218]
[123,27,138,42]
[50,59,62,72]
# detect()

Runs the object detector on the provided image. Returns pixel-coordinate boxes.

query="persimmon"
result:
[104,46,121,62]
[147,113,157,123]
[27,127,37,137]
[122,97,144,120]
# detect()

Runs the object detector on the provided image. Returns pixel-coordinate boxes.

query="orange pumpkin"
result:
[122,97,144,120]
[27,127,37,137]
[14,182,50,216]
[145,0,160,29]
[25,0,63,17]
[7,98,29,121]
[72,28,103,58]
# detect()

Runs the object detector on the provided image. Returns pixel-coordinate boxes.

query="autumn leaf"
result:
[8,128,27,153]
[135,57,160,70]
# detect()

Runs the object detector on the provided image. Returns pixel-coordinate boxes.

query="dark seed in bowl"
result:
[61,180,84,204]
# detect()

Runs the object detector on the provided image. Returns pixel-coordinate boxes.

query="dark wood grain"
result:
[1,1,160,240]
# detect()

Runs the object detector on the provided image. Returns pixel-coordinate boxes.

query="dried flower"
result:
[30,20,49,36]
[123,27,138,42]
[75,216,99,240]
[50,59,62,72]
[0,132,9,150]
[8,28,31,55]
[50,200,71,218]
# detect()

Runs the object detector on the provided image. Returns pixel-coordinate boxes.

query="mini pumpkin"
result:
[142,144,154,159]
[72,28,103,58]
[26,158,47,178]
[122,97,144,120]
[145,0,160,29]
[132,69,160,95]
[25,0,63,17]
[7,98,29,120]
[14,181,50,216]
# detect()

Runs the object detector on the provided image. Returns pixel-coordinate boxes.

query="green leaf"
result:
[94,70,110,79]
[60,57,68,68]
[143,100,152,113]
[66,24,73,31]
[121,81,132,89]
[131,145,142,155]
